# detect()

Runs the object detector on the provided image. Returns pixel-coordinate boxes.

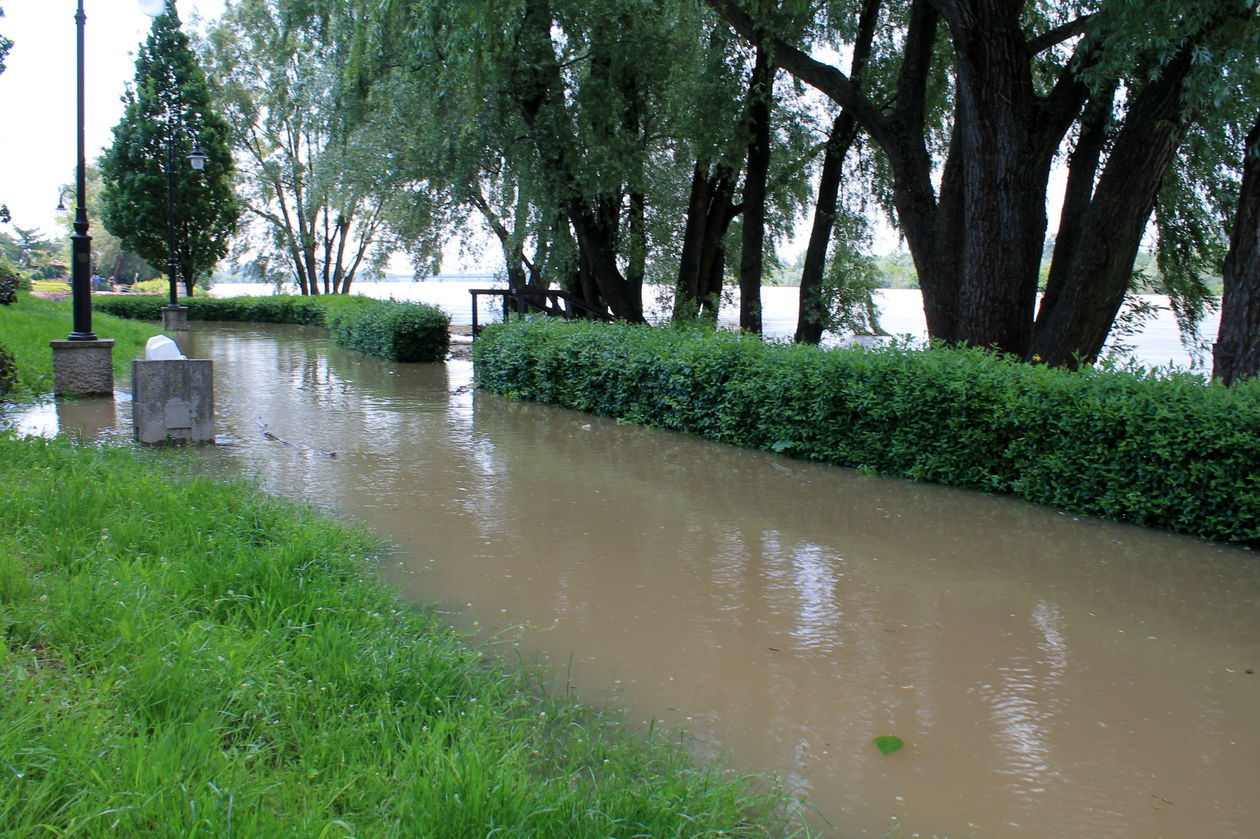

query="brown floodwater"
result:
[16,322,1260,838]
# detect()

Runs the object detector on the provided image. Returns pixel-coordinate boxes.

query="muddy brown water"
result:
[18,323,1260,838]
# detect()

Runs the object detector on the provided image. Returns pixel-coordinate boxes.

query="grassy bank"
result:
[0,433,795,837]
[0,293,163,397]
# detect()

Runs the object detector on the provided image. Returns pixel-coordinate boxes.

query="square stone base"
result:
[132,358,215,444]
[50,339,116,397]
[162,305,190,331]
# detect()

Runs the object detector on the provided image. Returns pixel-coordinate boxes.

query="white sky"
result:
[0,0,225,237]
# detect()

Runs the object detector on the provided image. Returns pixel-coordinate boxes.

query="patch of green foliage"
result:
[0,292,162,398]
[94,295,450,362]
[474,319,1260,546]
[0,433,797,837]
[324,298,451,363]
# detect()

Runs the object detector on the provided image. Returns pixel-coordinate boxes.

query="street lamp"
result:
[142,0,209,318]
[55,187,76,213]
[67,0,95,341]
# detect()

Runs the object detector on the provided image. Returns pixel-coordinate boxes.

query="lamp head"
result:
[187,139,209,171]
[138,0,168,18]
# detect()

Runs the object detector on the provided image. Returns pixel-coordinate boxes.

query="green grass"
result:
[0,434,799,838]
[0,292,163,398]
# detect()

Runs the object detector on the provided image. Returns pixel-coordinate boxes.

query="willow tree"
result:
[100,0,238,295]
[204,0,423,295]
[711,0,1259,365]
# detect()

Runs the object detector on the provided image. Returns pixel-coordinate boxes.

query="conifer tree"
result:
[100,0,238,295]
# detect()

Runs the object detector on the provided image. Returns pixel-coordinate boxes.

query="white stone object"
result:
[144,335,186,361]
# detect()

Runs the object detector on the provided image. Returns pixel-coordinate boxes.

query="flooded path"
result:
[18,322,1260,838]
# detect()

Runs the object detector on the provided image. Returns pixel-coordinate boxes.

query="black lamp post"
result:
[160,127,209,308]
[67,0,95,341]
[141,0,208,311]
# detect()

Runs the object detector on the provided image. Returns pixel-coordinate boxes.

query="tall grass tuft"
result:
[0,433,800,838]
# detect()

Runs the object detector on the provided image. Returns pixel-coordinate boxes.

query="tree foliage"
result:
[708,0,1260,368]
[100,0,239,296]
[204,0,428,295]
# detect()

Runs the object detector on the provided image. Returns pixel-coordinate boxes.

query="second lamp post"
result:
[141,0,208,331]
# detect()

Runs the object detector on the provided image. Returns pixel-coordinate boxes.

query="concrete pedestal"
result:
[50,338,116,397]
[132,358,214,445]
[161,305,190,331]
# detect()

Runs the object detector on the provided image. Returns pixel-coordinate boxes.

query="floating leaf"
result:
[873,735,904,756]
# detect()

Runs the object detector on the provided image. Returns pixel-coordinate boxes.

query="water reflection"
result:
[9,321,1259,839]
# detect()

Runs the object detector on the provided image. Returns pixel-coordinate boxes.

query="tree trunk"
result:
[796,0,879,344]
[1030,49,1196,367]
[739,43,773,334]
[948,0,1048,356]
[1214,111,1260,385]
[1038,85,1115,322]
[675,163,739,321]
[509,0,643,322]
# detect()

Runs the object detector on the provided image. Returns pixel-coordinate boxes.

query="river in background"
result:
[211,281,1222,373]
[13,322,1258,838]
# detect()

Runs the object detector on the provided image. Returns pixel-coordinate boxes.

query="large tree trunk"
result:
[1214,111,1260,385]
[739,43,774,334]
[1030,49,1197,367]
[947,0,1050,356]
[1038,85,1116,322]
[675,163,739,321]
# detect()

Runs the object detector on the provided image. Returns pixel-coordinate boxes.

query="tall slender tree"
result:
[100,0,238,296]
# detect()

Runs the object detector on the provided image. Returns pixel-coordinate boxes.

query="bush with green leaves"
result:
[0,342,15,393]
[94,295,449,362]
[474,319,1260,546]
[324,299,450,363]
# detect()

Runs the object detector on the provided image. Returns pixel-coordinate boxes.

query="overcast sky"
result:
[0,0,225,236]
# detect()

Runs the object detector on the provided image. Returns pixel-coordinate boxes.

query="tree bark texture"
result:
[1214,111,1260,385]
[1030,48,1197,367]
[675,163,739,320]
[739,43,774,333]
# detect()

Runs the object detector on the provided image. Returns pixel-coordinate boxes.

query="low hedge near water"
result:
[474,319,1260,546]
[93,295,450,362]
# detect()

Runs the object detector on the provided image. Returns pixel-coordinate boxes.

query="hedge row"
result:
[473,319,1260,546]
[93,295,450,362]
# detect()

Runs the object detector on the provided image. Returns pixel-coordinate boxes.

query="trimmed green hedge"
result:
[94,294,450,362]
[473,319,1260,546]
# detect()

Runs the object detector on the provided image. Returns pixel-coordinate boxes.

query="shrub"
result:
[93,294,450,362]
[0,275,16,306]
[326,298,451,362]
[474,319,1260,546]
[0,342,16,393]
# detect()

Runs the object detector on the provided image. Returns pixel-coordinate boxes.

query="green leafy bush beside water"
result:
[0,433,793,837]
[474,319,1260,546]
[93,295,450,362]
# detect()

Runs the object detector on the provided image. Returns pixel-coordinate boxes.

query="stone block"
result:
[161,305,190,331]
[50,338,116,397]
[131,358,215,445]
